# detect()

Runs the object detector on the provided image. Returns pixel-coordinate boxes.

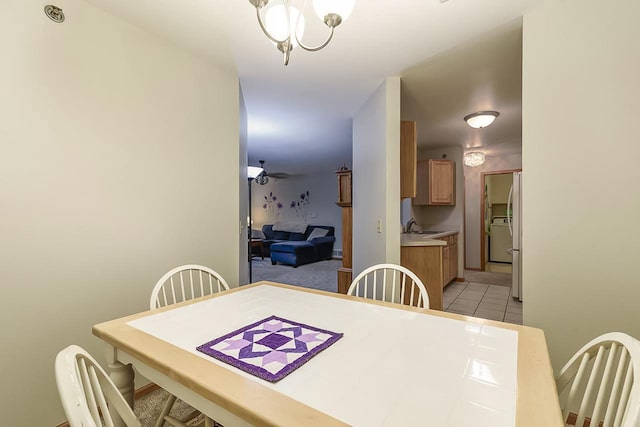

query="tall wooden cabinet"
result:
[336,169,352,294]
[400,121,417,199]
[414,159,456,206]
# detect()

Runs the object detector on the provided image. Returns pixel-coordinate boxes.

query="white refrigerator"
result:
[507,172,522,301]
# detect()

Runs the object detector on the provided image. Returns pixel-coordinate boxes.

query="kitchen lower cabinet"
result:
[400,233,459,311]
[401,245,444,310]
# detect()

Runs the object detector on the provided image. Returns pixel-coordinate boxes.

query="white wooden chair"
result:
[556,332,640,427]
[55,344,141,427]
[150,265,229,427]
[347,263,430,309]
[150,264,230,309]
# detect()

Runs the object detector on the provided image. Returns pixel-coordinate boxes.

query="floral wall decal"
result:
[263,192,283,221]
[291,190,311,221]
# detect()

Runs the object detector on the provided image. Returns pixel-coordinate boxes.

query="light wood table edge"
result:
[93,283,348,427]
[93,281,563,427]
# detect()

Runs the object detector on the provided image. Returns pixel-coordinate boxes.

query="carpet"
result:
[250,257,340,293]
[135,389,208,426]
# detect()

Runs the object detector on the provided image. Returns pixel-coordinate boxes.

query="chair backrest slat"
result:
[347,264,429,309]
[556,333,640,427]
[77,357,100,422]
[391,270,397,304]
[55,345,141,427]
[605,348,629,426]
[614,362,634,426]
[592,342,619,424]
[150,265,230,310]
[576,345,606,426]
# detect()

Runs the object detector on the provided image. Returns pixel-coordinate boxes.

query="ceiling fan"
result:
[255,160,290,185]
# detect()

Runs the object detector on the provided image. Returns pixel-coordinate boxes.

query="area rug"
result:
[134,389,212,426]
[250,257,340,292]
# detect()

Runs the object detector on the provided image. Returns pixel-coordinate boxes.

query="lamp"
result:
[464,111,499,129]
[247,165,264,283]
[248,0,356,65]
[463,151,486,167]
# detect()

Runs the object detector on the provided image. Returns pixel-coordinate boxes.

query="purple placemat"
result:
[196,315,343,382]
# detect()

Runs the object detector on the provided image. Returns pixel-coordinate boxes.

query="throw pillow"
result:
[306,228,329,241]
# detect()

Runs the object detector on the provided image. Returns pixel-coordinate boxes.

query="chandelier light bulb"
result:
[249,0,355,65]
[264,3,305,48]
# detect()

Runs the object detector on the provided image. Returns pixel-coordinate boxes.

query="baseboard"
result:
[465,267,482,271]
[55,383,161,427]
[455,277,465,282]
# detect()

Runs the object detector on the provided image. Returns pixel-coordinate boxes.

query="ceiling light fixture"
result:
[464,111,500,129]
[248,0,355,65]
[463,151,486,167]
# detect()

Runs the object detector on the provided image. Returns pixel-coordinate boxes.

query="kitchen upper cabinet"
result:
[414,159,456,206]
[400,121,417,199]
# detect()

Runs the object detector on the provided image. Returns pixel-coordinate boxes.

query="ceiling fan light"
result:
[264,3,305,48]
[463,151,486,167]
[312,0,356,23]
[464,111,499,129]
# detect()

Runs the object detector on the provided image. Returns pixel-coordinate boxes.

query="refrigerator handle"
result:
[507,185,513,237]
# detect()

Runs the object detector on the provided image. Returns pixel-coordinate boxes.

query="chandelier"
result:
[248,0,355,65]
[463,151,486,167]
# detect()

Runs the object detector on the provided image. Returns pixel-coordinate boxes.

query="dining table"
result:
[92,281,563,426]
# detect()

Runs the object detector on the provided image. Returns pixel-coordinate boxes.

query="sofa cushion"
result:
[270,241,314,254]
[271,230,290,240]
[289,232,306,241]
[272,222,308,233]
[306,228,329,241]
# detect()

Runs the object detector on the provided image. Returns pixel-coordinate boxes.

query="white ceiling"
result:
[84,0,537,174]
[401,18,523,152]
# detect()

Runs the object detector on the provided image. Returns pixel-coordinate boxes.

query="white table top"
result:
[128,284,518,426]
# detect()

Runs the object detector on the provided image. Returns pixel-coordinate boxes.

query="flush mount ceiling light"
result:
[463,151,486,167]
[248,0,355,65]
[464,111,500,129]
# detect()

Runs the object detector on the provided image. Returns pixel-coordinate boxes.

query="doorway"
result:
[480,169,521,273]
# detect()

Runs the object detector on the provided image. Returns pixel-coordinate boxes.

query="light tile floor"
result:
[485,262,513,274]
[443,282,522,324]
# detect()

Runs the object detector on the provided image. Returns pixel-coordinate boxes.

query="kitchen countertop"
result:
[401,230,458,247]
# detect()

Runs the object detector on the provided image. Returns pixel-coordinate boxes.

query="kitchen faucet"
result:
[406,218,417,233]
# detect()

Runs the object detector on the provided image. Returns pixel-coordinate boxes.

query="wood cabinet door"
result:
[413,159,430,205]
[428,160,455,205]
[400,121,417,199]
[442,246,451,286]
[449,243,458,282]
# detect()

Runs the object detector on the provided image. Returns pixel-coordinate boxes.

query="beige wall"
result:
[0,1,240,425]
[250,172,343,251]
[464,150,522,269]
[523,0,640,369]
[239,88,249,284]
[352,77,401,275]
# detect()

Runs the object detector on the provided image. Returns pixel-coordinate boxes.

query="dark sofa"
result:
[261,224,335,267]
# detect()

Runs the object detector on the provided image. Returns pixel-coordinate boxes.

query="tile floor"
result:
[443,282,522,324]
[485,262,513,274]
